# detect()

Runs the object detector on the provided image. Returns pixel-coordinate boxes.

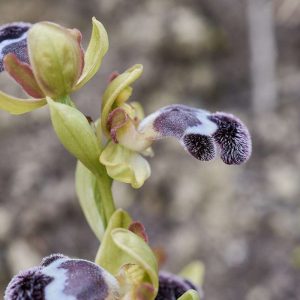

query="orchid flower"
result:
[0,18,108,114]
[100,65,252,188]
[5,210,203,300]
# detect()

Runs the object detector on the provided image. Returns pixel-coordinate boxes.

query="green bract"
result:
[0,17,108,114]
[95,210,159,300]
[47,97,101,174]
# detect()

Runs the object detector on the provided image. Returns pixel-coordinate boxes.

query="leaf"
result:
[101,64,143,137]
[47,97,101,174]
[178,290,200,300]
[74,17,109,90]
[4,53,44,98]
[0,90,46,115]
[95,209,132,274]
[75,161,105,241]
[111,228,159,299]
[179,261,205,287]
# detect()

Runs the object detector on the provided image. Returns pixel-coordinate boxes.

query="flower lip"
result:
[0,22,31,42]
[41,253,66,267]
[139,104,251,165]
[152,104,205,139]
[183,133,216,161]
[5,254,120,300]
[156,271,202,300]
[4,267,53,300]
[0,22,31,72]
[209,112,252,165]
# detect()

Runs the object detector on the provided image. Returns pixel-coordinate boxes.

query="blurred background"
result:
[1,0,300,299]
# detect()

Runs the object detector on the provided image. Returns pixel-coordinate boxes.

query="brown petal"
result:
[4,53,44,98]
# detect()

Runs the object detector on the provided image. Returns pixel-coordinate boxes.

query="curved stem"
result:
[58,94,116,226]
[94,165,116,226]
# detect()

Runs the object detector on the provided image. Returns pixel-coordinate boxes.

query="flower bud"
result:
[5,254,119,300]
[27,22,84,98]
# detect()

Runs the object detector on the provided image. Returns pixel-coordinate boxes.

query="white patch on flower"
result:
[42,257,76,300]
[0,32,27,60]
[185,111,218,136]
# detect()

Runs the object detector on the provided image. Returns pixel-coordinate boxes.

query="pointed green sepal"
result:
[101,64,143,137]
[74,17,109,90]
[47,97,101,174]
[95,209,132,274]
[178,290,200,300]
[75,161,105,241]
[0,90,46,115]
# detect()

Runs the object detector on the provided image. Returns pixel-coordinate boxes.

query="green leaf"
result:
[95,209,132,274]
[111,228,159,299]
[75,161,105,241]
[74,17,109,90]
[178,290,200,300]
[179,261,205,287]
[47,97,101,174]
[101,64,143,137]
[0,90,46,115]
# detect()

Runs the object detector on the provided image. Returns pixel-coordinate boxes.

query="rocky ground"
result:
[1,0,300,299]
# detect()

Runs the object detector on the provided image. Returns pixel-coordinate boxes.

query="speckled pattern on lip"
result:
[141,104,252,164]
[0,22,31,72]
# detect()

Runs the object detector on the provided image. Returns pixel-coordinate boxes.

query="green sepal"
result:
[178,290,200,300]
[75,161,105,241]
[95,209,132,274]
[101,64,143,137]
[74,17,109,90]
[0,90,46,115]
[179,261,205,287]
[47,97,101,174]
[28,22,83,98]
[111,228,159,299]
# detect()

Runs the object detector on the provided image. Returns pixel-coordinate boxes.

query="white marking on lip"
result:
[0,32,27,59]
[42,258,76,300]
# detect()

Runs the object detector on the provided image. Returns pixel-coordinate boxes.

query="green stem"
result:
[58,94,116,226]
[94,165,116,227]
